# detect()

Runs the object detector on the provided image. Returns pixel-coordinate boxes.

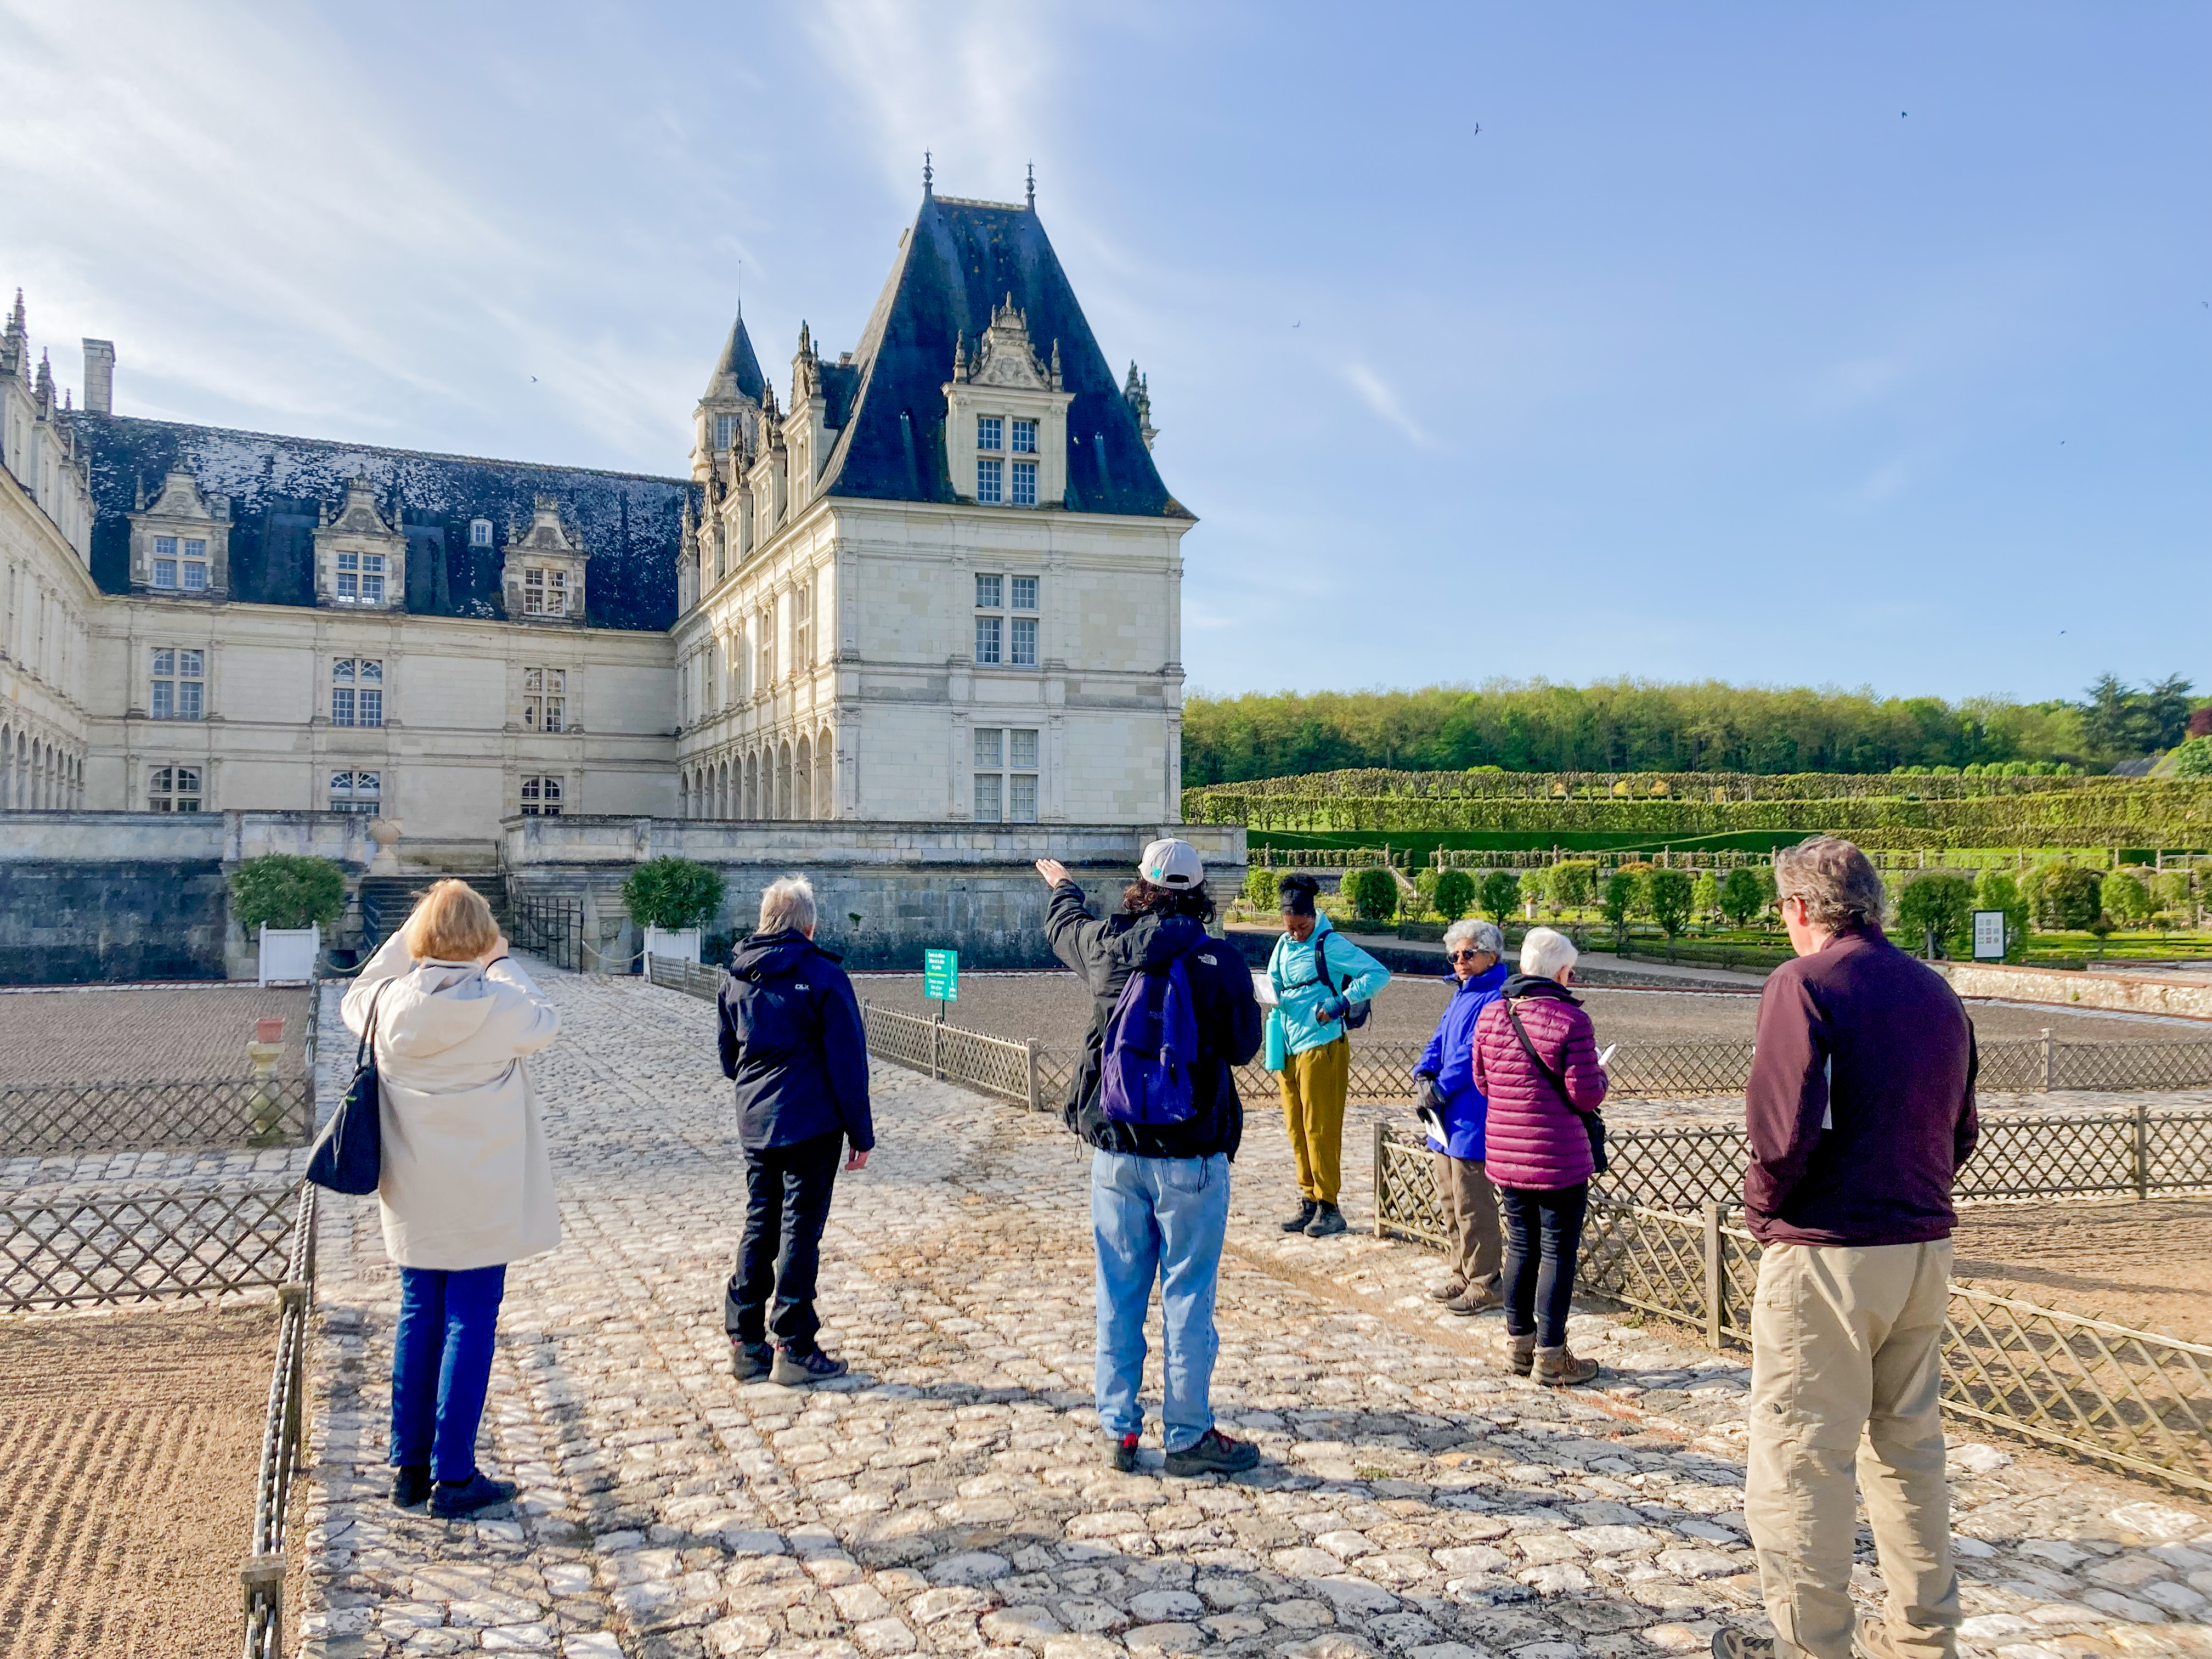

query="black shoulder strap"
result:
[356,979,392,1068]
[1312,931,1336,994]
[1504,997,1573,1107]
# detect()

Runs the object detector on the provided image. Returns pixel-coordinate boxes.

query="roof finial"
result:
[923,150,934,195]
[1026,161,1035,210]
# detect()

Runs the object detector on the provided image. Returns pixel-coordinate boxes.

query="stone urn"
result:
[367,817,405,876]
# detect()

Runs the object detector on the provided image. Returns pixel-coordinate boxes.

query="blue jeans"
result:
[391,1263,506,1482]
[1499,1182,1589,1348]
[1091,1149,1231,1453]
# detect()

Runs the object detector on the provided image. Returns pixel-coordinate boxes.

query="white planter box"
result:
[644,926,702,964]
[258,924,320,985]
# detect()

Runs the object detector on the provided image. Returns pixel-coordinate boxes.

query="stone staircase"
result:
[356,873,509,954]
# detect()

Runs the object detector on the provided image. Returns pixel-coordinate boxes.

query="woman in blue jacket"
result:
[1414,918,1510,1312]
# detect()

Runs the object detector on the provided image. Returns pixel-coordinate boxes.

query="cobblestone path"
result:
[298,965,2212,1659]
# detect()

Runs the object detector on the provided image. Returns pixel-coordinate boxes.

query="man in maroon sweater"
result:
[1717,838,1978,1659]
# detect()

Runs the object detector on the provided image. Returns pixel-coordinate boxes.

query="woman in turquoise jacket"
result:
[1266,874,1391,1236]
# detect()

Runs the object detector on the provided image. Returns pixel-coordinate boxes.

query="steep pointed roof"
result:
[702,305,766,403]
[816,194,1190,519]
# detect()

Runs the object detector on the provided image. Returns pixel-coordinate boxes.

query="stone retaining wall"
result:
[1942,961,2212,1023]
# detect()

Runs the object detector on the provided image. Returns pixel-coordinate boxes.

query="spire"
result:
[923,150,934,196]
[1026,162,1035,211]
[703,304,766,402]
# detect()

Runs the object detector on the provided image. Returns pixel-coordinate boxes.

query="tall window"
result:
[977,415,1003,453]
[153,535,177,588]
[151,648,204,720]
[523,566,569,616]
[334,550,386,604]
[1011,615,1037,667]
[329,771,380,814]
[974,615,1002,664]
[793,581,812,673]
[714,412,738,450]
[331,659,383,727]
[757,607,775,686]
[149,765,202,812]
[977,457,1003,504]
[973,573,1039,668]
[470,519,493,548]
[973,726,1040,823]
[521,775,563,817]
[523,667,567,732]
[1011,417,1037,454]
[1010,460,1037,506]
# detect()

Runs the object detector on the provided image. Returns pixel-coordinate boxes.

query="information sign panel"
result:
[924,947,960,1002]
[1971,910,2007,962]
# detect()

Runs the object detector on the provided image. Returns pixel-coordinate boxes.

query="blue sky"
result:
[2,2,2203,704]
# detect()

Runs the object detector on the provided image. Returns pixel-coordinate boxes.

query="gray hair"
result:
[1520,925,1578,981]
[758,874,817,935]
[1443,918,1504,959]
[1773,836,1884,931]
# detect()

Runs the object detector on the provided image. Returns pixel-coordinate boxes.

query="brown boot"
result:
[1500,1333,1536,1376]
[1534,1345,1599,1387]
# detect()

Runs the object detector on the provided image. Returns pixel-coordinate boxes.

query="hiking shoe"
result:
[1534,1345,1600,1387]
[1280,1198,1319,1233]
[1429,1279,1468,1304]
[430,1472,518,1519]
[1852,1612,1906,1659]
[1304,1202,1347,1238]
[1447,1284,1503,1317]
[1163,1428,1261,1479]
[1712,1628,1776,1659]
[1500,1332,1536,1376]
[731,1340,774,1382]
[1103,1430,1141,1472]
[391,1465,432,1509]
[771,1346,850,1386]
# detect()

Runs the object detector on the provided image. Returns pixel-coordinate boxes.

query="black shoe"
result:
[1304,1202,1347,1238]
[391,1465,432,1509]
[770,1346,850,1386]
[430,1472,518,1519]
[1163,1428,1261,1479]
[731,1340,774,1381]
[1103,1430,1141,1472]
[1280,1198,1319,1233]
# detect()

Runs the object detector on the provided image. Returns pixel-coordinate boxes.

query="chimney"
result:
[82,339,114,414]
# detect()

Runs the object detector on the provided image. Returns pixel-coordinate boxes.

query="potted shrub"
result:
[624,858,727,965]
[230,854,346,984]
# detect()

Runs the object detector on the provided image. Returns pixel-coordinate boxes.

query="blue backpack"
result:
[1101,956,1201,1126]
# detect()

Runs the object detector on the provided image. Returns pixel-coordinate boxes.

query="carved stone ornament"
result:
[366,816,404,874]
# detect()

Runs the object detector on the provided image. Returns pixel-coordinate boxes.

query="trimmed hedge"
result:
[229,855,346,932]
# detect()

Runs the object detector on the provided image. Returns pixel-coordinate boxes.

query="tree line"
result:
[1182,675,2199,787]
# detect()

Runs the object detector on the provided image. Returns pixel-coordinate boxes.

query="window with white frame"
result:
[470,518,493,548]
[977,457,1003,504]
[972,726,1040,823]
[331,659,383,727]
[1011,417,1037,454]
[520,775,563,817]
[978,415,1003,453]
[523,667,567,732]
[1010,459,1037,506]
[714,412,738,451]
[974,614,1002,664]
[523,566,569,616]
[973,573,1039,668]
[151,536,211,591]
[757,607,775,686]
[149,765,202,812]
[334,550,386,604]
[329,770,381,814]
[150,647,205,720]
[793,581,812,672]
[1011,614,1037,667]
[1011,574,1038,611]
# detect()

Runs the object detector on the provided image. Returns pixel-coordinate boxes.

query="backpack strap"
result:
[1312,931,1336,996]
[1503,997,1576,1110]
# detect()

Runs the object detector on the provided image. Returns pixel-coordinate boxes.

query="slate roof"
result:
[817,193,1191,520]
[65,415,692,631]
[704,308,767,403]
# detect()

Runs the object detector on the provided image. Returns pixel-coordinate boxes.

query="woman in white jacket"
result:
[341,879,561,1519]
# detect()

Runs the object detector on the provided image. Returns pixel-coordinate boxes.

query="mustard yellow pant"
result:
[1279,1038,1350,1204]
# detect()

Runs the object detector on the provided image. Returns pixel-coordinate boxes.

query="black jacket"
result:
[1044,880,1262,1160]
[718,929,875,1154]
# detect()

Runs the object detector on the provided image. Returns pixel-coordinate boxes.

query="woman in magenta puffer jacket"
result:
[1470,926,1608,1386]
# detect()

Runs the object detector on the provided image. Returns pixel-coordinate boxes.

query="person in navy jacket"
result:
[1412,918,1511,1314]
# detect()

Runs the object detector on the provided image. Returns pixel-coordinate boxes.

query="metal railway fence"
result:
[241,1183,318,1659]
[510,891,584,973]
[1372,1122,2212,1497]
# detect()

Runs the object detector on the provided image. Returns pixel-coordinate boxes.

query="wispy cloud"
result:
[1343,361,1439,449]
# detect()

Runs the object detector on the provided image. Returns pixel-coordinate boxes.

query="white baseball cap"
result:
[1139,837,1205,889]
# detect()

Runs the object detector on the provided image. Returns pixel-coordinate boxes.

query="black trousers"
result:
[1499,1181,1590,1348]
[725,1130,843,1351]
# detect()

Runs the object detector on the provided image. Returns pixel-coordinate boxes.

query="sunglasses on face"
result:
[1448,949,1485,962]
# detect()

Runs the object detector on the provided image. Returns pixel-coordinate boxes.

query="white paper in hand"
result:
[1598,1043,1617,1067]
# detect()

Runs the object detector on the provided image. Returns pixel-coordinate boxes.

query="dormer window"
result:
[335,551,386,604]
[470,518,493,548]
[977,458,1003,504]
[1010,460,1037,506]
[1011,419,1037,454]
[524,567,569,616]
[130,466,232,596]
[153,537,178,588]
[150,537,211,591]
[978,415,1003,453]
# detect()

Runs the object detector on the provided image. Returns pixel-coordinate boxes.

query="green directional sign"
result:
[924,947,960,1002]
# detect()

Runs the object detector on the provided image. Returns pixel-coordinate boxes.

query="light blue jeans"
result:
[1091,1148,1231,1453]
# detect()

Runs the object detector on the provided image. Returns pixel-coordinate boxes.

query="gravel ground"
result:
[1951,1197,2212,1345]
[0,984,313,1082]
[850,970,2201,1051]
[0,1301,276,1657]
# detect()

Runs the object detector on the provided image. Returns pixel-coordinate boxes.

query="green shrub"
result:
[622,858,726,930]
[1243,865,1280,910]
[1601,871,1637,942]
[2025,862,2103,931]
[1549,860,1598,912]
[1717,867,1762,928]
[1434,867,1474,922]
[2170,737,2212,778]
[1615,861,1656,919]
[1691,871,1722,928]
[1480,870,1521,924]
[1344,867,1398,922]
[1895,872,1975,955]
[229,855,346,933]
[1974,870,2030,959]
[1413,867,1440,910]
[1646,868,1695,939]
[2103,869,2153,929]
[2152,870,2194,923]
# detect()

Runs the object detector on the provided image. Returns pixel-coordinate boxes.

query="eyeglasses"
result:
[1447,949,1486,962]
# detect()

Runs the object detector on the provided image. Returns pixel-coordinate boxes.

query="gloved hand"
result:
[1414,1071,1447,1115]
[1316,995,1349,1024]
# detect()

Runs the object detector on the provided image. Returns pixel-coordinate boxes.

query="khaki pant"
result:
[1746,1240,1959,1659]
[1279,1039,1349,1203]
[1431,1151,1502,1291]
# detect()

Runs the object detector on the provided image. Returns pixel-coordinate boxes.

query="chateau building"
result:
[0,179,1193,855]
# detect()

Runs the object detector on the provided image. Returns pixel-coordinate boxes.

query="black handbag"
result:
[1504,997,1609,1177]
[305,981,390,1195]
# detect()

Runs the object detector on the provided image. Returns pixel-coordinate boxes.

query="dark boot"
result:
[430,1472,518,1519]
[1280,1198,1319,1233]
[771,1346,850,1386]
[391,1465,432,1509]
[1304,1202,1347,1238]
[1163,1428,1261,1478]
[731,1340,774,1382]
[1534,1345,1600,1387]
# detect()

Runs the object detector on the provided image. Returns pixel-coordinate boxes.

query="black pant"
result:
[725,1131,843,1351]
[1499,1181,1589,1347]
